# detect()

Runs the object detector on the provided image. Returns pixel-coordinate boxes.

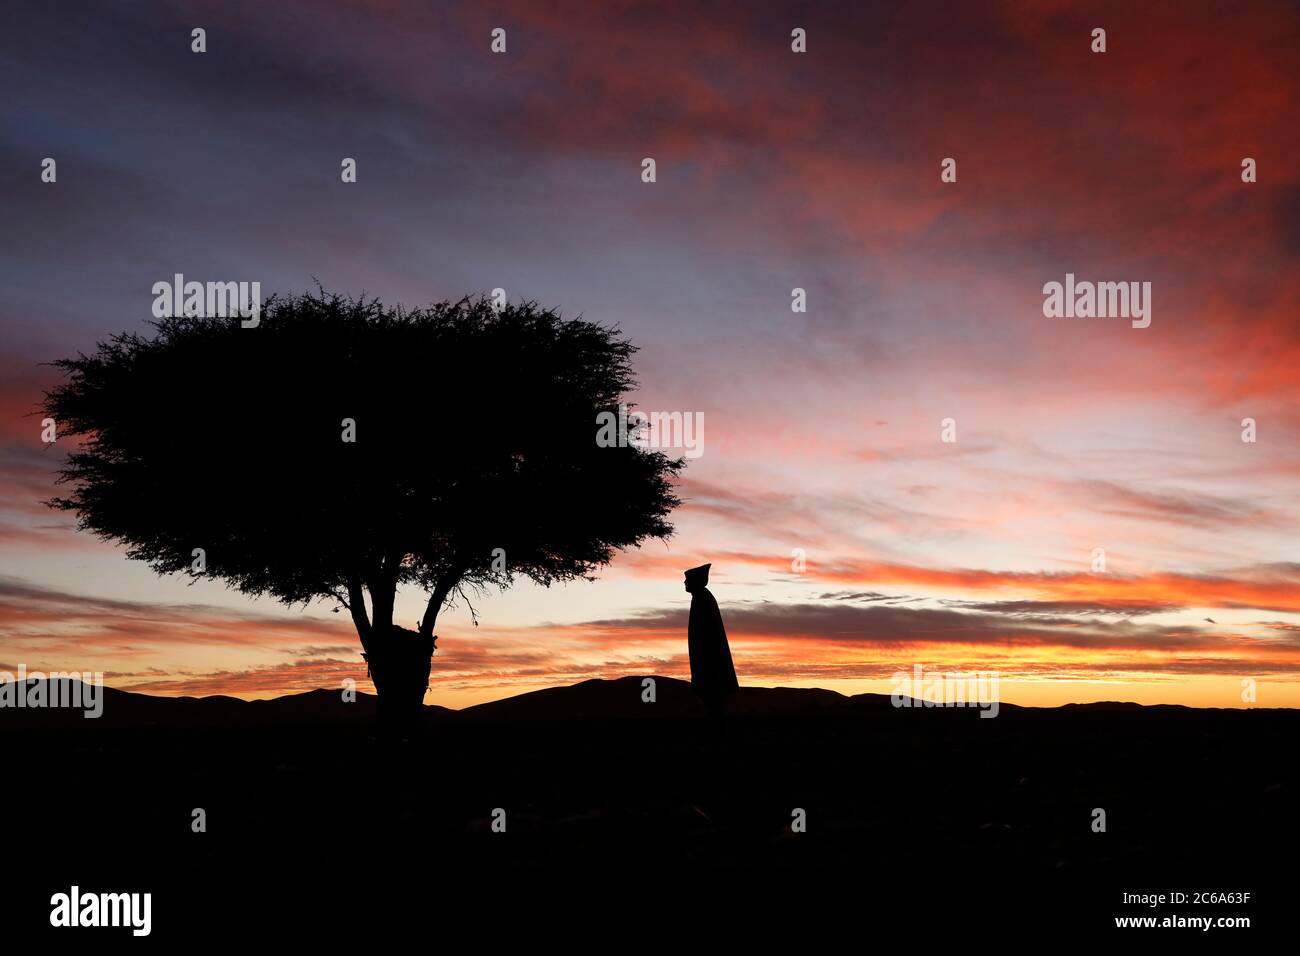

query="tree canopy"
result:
[43,291,682,662]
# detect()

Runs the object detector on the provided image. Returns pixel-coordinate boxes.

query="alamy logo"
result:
[596,403,704,459]
[0,665,103,718]
[152,273,262,327]
[50,886,151,936]
[1042,273,1151,328]
[891,664,1000,718]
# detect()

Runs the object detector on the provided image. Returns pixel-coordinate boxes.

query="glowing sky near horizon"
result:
[2,0,1299,708]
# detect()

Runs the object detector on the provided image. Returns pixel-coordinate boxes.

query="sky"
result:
[2,0,1299,709]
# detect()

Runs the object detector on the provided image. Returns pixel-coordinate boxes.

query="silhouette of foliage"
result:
[42,291,682,695]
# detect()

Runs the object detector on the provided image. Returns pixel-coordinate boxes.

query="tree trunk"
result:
[366,624,434,734]
[352,566,458,736]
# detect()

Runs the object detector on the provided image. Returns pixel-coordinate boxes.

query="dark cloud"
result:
[280,645,360,658]
[578,599,1246,652]
[951,599,1177,617]
[0,575,351,651]
[1075,480,1286,530]
[815,591,897,602]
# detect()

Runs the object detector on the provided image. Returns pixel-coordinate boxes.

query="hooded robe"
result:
[686,564,739,702]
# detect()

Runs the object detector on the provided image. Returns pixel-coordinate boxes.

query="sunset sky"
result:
[3,0,1299,709]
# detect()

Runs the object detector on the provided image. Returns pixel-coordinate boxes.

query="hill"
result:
[6,674,1169,727]
[4,673,1294,938]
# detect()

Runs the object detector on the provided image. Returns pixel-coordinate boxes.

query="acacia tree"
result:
[43,291,681,727]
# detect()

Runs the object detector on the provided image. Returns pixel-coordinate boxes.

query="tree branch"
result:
[454,582,480,626]
[346,573,373,652]
[418,565,467,639]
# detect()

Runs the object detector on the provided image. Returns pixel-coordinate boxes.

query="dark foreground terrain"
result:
[5,676,1295,940]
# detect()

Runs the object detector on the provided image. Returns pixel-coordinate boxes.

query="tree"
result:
[42,291,682,729]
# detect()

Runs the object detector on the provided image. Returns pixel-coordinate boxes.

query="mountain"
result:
[5,674,1246,728]
[6,675,858,726]
[0,678,455,728]
[460,675,850,720]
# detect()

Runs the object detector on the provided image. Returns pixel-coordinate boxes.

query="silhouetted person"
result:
[685,563,739,722]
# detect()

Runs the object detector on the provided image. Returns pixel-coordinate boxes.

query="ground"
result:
[7,676,1294,940]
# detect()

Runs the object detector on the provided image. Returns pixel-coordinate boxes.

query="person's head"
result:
[684,563,711,593]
